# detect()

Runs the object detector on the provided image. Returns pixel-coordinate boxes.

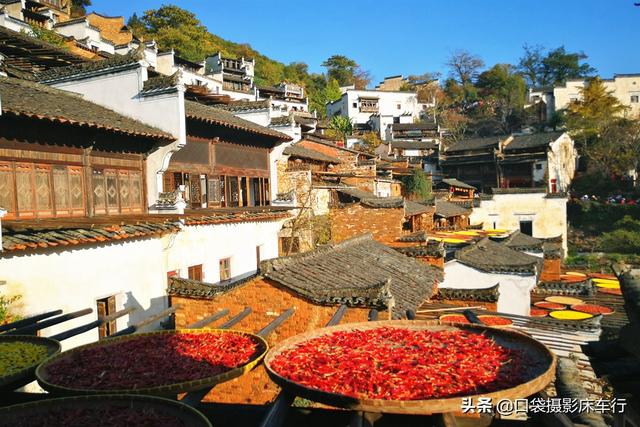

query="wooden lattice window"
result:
[207,177,221,204]
[92,168,143,215]
[15,163,35,218]
[0,162,15,218]
[92,170,106,215]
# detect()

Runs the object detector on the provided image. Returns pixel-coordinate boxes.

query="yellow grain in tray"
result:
[549,310,594,321]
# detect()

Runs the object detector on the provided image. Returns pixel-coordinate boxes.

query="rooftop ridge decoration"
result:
[33,48,143,84]
[0,76,173,140]
[260,233,442,318]
[437,283,500,303]
[166,274,258,299]
[454,237,542,275]
[184,100,292,141]
[141,71,181,95]
[532,280,595,296]
[214,99,270,112]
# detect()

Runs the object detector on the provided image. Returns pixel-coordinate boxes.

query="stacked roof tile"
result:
[455,238,542,274]
[260,234,442,318]
[0,76,173,140]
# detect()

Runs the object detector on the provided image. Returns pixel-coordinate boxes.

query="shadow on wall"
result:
[123,292,170,332]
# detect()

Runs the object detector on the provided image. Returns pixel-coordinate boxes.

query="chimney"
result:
[541,240,562,281]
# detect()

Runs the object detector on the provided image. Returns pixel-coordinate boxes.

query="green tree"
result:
[324,78,342,103]
[517,44,545,87]
[405,169,433,200]
[476,64,527,132]
[565,77,629,142]
[71,0,91,17]
[360,132,382,154]
[517,45,596,87]
[328,115,353,143]
[322,55,357,87]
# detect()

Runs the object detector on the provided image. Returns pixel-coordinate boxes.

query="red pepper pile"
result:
[45,332,262,390]
[271,327,527,400]
[9,406,187,427]
[571,304,614,315]
[478,316,513,326]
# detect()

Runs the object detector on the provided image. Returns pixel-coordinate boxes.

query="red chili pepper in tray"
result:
[45,332,263,390]
[271,327,529,401]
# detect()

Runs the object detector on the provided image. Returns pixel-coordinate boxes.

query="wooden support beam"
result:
[7,308,93,335]
[186,309,230,329]
[327,305,347,327]
[218,307,252,330]
[50,307,134,341]
[0,310,62,334]
[257,308,295,338]
[258,392,296,427]
[110,305,179,338]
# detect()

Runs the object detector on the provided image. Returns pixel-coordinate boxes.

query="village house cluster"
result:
[0,3,639,426]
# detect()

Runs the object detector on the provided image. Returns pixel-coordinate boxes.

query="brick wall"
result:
[540,258,561,281]
[329,204,404,244]
[171,277,379,404]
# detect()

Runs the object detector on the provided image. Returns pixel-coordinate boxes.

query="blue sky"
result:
[90,0,640,84]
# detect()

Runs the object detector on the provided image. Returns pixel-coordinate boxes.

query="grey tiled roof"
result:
[214,99,270,112]
[435,199,471,218]
[389,140,437,150]
[261,234,442,318]
[439,178,476,190]
[505,132,563,151]
[284,144,341,164]
[501,230,544,252]
[446,136,506,152]
[0,77,173,140]
[404,200,433,216]
[336,188,404,208]
[455,238,542,274]
[392,122,438,131]
[184,100,292,140]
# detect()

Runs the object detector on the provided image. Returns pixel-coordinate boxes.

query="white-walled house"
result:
[326,89,428,140]
[0,211,288,350]
[554,74,640,118]
[470,189,569,253]
[439,238,541,316]
[52,17,116,55]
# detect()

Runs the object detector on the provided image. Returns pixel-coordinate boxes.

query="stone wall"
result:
[171,277,380,404]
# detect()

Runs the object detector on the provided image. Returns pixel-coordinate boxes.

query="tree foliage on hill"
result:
[476,64,527,133]
[127,5,340,116]
[70,0,91,17]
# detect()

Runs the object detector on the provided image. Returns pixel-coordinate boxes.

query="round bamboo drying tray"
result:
[36,329,267,396]
[0,335,61,392]
[0,394,212,426]
[264,320,556,415]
